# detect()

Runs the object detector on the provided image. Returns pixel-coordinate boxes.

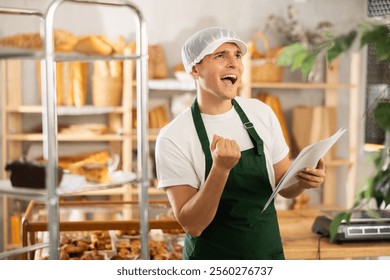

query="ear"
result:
[191,65,199,79]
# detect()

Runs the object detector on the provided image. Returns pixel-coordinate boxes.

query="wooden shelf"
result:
[6,133,127,141]
[148,78,196,91]
[363,143,384,152]
[5,105,129,115]
[60,184,133,197]
[325,158,352,167]
[5,130,159,142]
[250,82,357,90]
[131,129,159,142]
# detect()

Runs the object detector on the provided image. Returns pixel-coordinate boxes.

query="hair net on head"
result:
[181,26,248,74]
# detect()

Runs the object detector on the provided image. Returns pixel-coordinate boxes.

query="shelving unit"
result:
[241,54,360,208]
[0,0,150,260]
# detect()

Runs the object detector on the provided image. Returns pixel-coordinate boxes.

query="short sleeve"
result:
[155,136,200,189]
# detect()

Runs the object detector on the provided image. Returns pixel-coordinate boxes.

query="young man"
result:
[155,26,325,259]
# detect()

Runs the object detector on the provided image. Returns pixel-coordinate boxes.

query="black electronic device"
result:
[312,209,390,243]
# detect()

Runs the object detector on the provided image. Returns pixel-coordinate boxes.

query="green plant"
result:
[276,19,390,241]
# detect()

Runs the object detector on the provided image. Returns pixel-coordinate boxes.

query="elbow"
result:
[178,218,204,237]
[175,209,208,237]
[184,227,203,237]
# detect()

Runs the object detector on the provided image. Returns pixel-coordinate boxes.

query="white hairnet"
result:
[181,26,247,74]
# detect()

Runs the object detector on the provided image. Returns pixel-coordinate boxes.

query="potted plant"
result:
[277,18,390,241]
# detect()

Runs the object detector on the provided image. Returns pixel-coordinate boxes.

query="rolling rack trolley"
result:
[0,0,149,260]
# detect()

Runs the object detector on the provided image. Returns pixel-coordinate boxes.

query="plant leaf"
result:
[329,211,351,242]
[326,30,357,63]
[276,43,307,67]
[373,101,390,132]
[374,36,390,61]
[291,51,310,71]
[360,24,390,61]
[384,178,390,206]
[360,24,389,47]
[300,52,318,80]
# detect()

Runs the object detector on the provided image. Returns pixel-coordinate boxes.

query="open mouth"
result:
[221,74,237,85]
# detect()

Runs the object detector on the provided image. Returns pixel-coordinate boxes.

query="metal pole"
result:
[44,0,62,260]
[132,4,150,260]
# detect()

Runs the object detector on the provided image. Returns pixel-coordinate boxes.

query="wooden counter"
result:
[278,209,390,259]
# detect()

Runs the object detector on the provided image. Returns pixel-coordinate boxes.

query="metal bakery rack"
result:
[0,0,150,260]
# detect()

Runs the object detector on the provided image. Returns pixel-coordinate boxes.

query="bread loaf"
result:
[74,35,115,55]
[148,44,169,79]
[0,29,78,52]
[257,93,291,149]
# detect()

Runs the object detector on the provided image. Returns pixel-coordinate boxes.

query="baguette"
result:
[74,35,114,55]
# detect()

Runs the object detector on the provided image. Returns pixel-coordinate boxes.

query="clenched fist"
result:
[210,135,241,172]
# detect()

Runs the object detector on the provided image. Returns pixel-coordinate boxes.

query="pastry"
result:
[64,150,111,183]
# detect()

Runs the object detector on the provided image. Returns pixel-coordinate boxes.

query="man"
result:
[155,26,325,259]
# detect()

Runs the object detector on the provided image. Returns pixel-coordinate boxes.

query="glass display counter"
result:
[22,200,184,260]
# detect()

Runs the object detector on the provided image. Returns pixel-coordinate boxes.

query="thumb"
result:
[317,158,325,170]
[210,135,223,151]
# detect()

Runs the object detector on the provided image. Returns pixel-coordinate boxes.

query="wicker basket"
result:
[92,75,123,106]
[248,32,284,83]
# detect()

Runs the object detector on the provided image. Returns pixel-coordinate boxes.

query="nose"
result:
[227,55,240,68]
[227,55,243,71]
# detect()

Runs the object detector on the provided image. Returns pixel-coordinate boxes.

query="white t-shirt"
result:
[155,96,289,190]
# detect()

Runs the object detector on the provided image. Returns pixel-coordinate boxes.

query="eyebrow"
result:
[214,49,242,56]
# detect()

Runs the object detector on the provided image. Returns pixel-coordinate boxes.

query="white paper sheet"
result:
[262,128,347,212]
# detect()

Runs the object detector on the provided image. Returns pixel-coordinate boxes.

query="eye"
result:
[235,52,242,59]
[214,53,225,59]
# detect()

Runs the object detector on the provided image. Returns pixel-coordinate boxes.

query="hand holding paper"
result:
[262,128,347,212]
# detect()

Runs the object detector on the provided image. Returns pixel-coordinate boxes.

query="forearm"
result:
[275,156,326,200]
[278,181,305,199]
[177,166,230,237]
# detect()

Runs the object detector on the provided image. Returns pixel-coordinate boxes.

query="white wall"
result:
[0,0,371,208]
[0,0,367,69]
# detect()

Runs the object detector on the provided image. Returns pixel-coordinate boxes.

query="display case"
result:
[22,199,183,260]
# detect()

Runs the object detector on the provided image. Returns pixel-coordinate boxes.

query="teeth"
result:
[221,74,237,85]
[221,74,237,79]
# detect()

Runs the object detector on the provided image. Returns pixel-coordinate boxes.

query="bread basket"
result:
[92,60,123,106]
[248,32,284,83]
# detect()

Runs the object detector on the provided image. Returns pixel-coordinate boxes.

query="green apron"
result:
[183,98,284,260]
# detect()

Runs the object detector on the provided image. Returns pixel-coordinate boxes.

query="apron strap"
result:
[191,99,213,178]
[231,99,264,156]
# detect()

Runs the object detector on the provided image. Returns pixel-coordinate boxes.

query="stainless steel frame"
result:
[0,0,149,260]
[0,6,46,260]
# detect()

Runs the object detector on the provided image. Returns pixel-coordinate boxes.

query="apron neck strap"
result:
[191,98,213,178]
[231,99,264,156]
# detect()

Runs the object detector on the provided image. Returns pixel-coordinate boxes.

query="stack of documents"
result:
[263,128,347,212]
